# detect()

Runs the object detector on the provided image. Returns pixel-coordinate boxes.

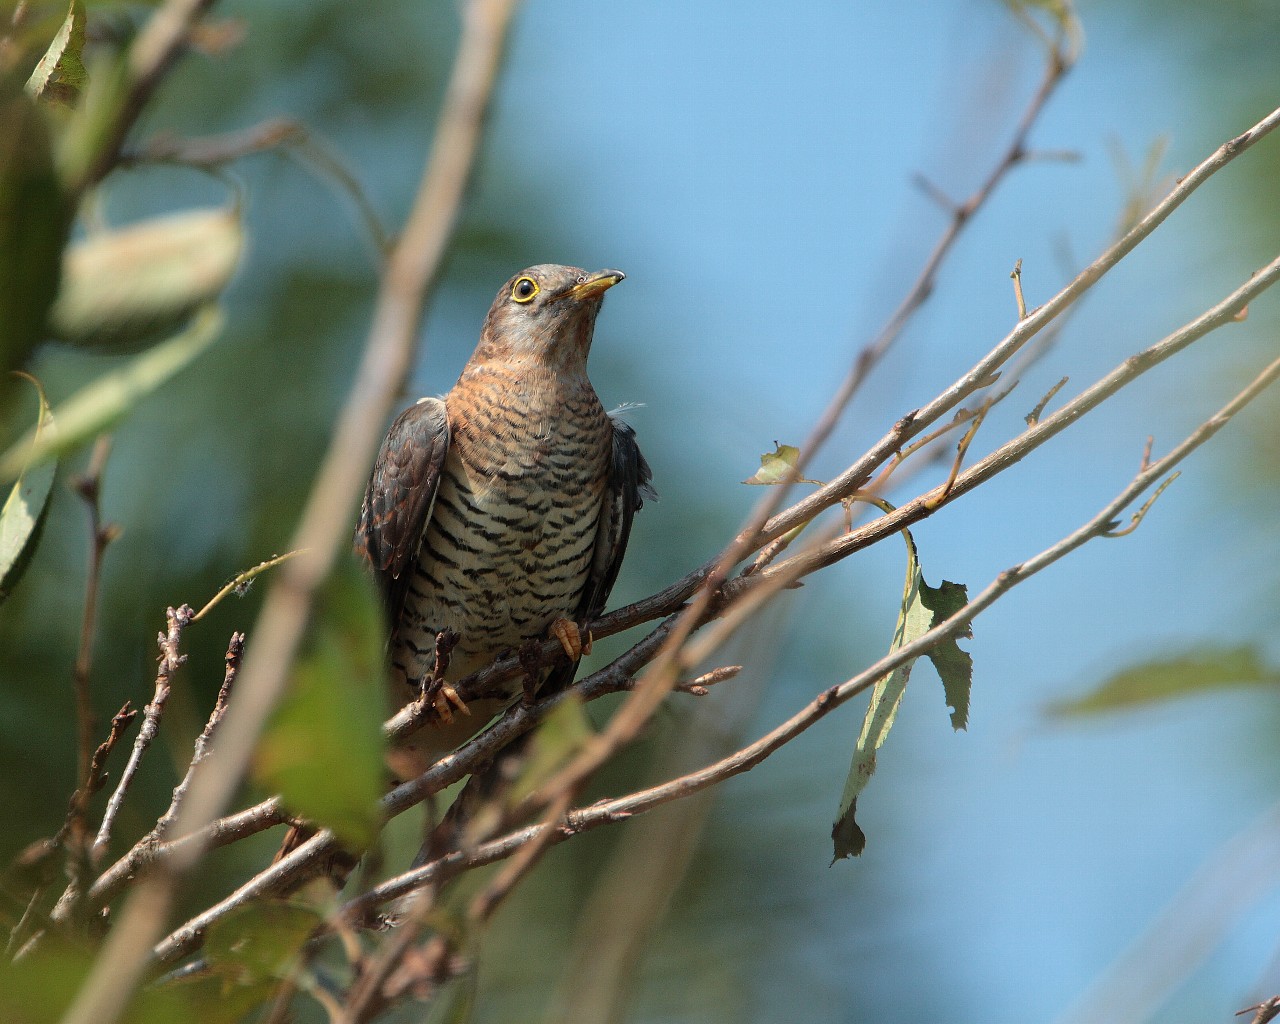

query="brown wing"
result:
[354,397,450,632]
[542,415,655,693]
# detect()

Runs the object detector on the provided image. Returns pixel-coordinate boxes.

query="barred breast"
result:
[390,364,611,691]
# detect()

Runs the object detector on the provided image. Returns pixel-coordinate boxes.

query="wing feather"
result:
[354,397,450,631]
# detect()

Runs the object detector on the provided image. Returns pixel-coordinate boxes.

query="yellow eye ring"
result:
[511,276,539,303]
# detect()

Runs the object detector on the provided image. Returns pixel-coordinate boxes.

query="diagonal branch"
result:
[58,2,521,1022]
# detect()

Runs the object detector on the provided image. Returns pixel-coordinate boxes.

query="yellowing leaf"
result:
[0,305,224,480]
[1048,646,1279,717]
[0,376,57,604]
[832,532,971,860]
[254,559,388,852]
[25,0,88,105]
[48,206,243,352]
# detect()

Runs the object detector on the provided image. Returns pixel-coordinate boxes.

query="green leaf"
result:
[0,936,194,1024]
[919,577,973,730]
[0,305,224,480]
[47,207,244,353]
[832,532,972,860]
[0,78,70,378]
[25,0,88,105]
[0,375,57,603]
[508,692,592,805]
[744,443,800,485]
[254,558,388,852]
[204,901,323,986]
[427,969,479,1024]
[1047,646,1280,717]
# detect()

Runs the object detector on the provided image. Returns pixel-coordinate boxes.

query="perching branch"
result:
[339,348,1280,923]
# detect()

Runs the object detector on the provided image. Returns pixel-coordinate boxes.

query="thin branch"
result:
[91,605,193,864]
[151,632,243,840]
[742,249,1280,592]
[60,4,520,1021]
[117,118,304,167]
[77,0,223,191]
[11,702,137,949]
[69,438,119,856]
[751,102,1280,554]
[120,122,392,257]
[191,552,304,622]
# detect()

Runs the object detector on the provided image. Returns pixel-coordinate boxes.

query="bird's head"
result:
[472,264,625,373]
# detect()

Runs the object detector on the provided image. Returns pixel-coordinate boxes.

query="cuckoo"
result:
[357,264,654,779]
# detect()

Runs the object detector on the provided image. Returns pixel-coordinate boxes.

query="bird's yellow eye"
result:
[511,276,539,303]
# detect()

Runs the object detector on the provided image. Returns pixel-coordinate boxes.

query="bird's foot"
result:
[421,676,470,725]
[432,628,460,679]
[518,639,544,707]
[416,628,465,723]
[549,617,592,661]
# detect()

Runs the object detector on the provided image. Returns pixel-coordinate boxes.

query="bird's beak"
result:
[568,269,625,301]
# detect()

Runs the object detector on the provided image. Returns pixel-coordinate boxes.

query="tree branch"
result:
[58,3,520,1021]
[342,349,1280,921]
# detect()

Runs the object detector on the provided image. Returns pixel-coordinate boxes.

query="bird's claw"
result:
[550,618,591,661]
[422,676,470,725]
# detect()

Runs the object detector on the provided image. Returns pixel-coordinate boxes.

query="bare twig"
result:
[1239,998,1280,1024]
[120,122,392,257]
[152,632,244,839]
[740,249,1280,592]
[1011,258,1028,319]
[10,702,137,949]
[69,438,119,851]
[1026,376,1069,426]
[91,605,194,864]
[60,3,520,1021]
[118,118,303,167]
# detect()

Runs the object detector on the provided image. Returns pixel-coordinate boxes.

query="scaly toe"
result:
[550,618,583,661]
[428,681,470,725]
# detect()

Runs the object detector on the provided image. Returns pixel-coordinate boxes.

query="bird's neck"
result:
[455,358,595,403]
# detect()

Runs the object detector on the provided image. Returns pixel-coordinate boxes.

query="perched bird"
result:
[356,264,654,778]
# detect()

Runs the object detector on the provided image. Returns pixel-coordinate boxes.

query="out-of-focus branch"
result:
[57,3,519,1021]
[77,0,223,191]
[120,121,392,257]
[1052,800,1280,1024]
[68,438,118,857]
